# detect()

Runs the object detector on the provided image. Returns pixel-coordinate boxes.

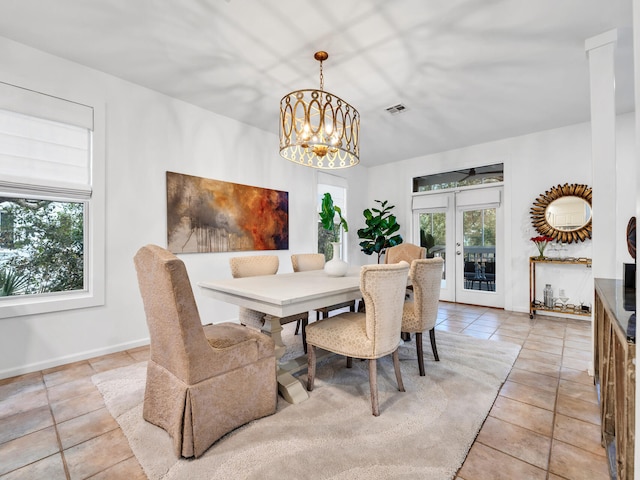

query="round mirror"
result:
[545,196,591,232]
[530,183,592,243]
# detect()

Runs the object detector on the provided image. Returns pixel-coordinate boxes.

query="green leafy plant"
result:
[420,230,436,258]
[319,193,348,243]
[0,267,29,296]
[357,199,403,263]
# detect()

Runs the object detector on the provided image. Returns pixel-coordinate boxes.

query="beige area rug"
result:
[92,329,520,480]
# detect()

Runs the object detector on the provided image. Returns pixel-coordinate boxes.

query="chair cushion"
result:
[305,312,376,358]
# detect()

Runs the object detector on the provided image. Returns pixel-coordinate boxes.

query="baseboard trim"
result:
[0,337,150,380]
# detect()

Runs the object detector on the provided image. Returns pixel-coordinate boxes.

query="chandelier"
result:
[279,51,360,169]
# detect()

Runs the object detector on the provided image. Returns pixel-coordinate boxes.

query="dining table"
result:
[198,266,362,404]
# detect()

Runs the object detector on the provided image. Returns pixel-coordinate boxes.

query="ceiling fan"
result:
[458,165,503,182]
[459,168,477,182]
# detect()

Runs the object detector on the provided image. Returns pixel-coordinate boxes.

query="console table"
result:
[594,278,635,480]
[528,256,592,319]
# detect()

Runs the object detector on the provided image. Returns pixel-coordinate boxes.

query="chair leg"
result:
[392,349,405,392]
[429,328,439,362]
[401,331,411,342]
[368,358,379,416]
[416,332,425,376]
[301,318,309,354]
[307,344,316,391]
[346,356,353,368]
[294,319,300,335]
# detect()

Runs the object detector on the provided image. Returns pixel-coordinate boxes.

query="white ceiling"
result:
[0,0,634,167]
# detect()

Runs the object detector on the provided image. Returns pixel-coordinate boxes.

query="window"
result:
[0,82,104,317]
[317,172,348,262]
[412,163,503,192]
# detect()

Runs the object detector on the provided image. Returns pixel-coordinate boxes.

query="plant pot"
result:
[325,242,348,277]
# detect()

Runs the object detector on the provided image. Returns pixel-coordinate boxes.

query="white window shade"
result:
[456,188,501,209]
[0,82,93,130]
[0,109,92,199]
[0,82,93,200]
[412,193,449,210]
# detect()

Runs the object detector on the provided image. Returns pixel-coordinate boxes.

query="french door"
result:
[412,186,503,308]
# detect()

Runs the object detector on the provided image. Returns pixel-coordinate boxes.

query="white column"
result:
[585,30,617,279]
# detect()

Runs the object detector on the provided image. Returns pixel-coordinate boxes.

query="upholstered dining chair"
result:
[229,255,309,344]
[229,255,279,330]
[401,257,444,376]
[384,242,427,265]
[290,253,357,348]
[134,244,277,458]
[383,242,427,320]
[305,262,410,416]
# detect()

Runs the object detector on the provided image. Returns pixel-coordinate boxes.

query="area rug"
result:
[92,329,520,480]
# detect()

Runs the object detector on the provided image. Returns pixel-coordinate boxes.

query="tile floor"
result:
[0,303,608,479]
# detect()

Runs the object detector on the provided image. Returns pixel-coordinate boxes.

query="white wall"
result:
[0,37,369,378]
[0,35,635,379]
[367,113,636,313]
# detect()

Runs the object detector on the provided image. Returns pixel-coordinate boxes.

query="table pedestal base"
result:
[276,369,308,404]
[262,314,336,404]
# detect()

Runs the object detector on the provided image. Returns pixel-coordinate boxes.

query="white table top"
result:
[198,267,362,317]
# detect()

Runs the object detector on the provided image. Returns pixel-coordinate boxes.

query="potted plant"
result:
[357,199,403,263]
[319,192,349,276]
[420,230,436,258]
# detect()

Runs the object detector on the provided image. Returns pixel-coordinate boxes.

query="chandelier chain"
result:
[319,60,324,91]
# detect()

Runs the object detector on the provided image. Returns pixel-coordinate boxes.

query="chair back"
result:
[291,253,325,272]
[410,258,444,331]
[360,262,410,356]
[384,243,426,264]
[229,255,278,278]
[134,244,213,383]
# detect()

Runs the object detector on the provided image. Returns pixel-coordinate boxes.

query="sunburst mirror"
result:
[530,183,592,243]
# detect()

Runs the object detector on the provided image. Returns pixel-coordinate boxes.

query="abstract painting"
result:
[166,172,289,253]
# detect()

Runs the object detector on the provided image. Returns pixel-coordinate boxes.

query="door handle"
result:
[456,251,462,255]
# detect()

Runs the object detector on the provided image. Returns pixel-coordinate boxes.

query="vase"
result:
[324,242,348,277]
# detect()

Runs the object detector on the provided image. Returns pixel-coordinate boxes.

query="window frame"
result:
[0,83,105,318]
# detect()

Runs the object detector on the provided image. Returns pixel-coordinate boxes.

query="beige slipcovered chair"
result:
[402,258,444,376]
[229,255,309,344]
[133,245,277,458]
[290,253,357,348]
[306,262,410,416]
[384,242,427,265]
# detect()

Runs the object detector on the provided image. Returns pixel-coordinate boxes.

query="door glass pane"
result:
[462,208,496,291]
[419,212,446,283]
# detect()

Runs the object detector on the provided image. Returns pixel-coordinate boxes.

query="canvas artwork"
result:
[166,172,289,253]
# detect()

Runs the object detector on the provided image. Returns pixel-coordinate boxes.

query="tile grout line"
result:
[43,372,72,480]
[542,323,565,479]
